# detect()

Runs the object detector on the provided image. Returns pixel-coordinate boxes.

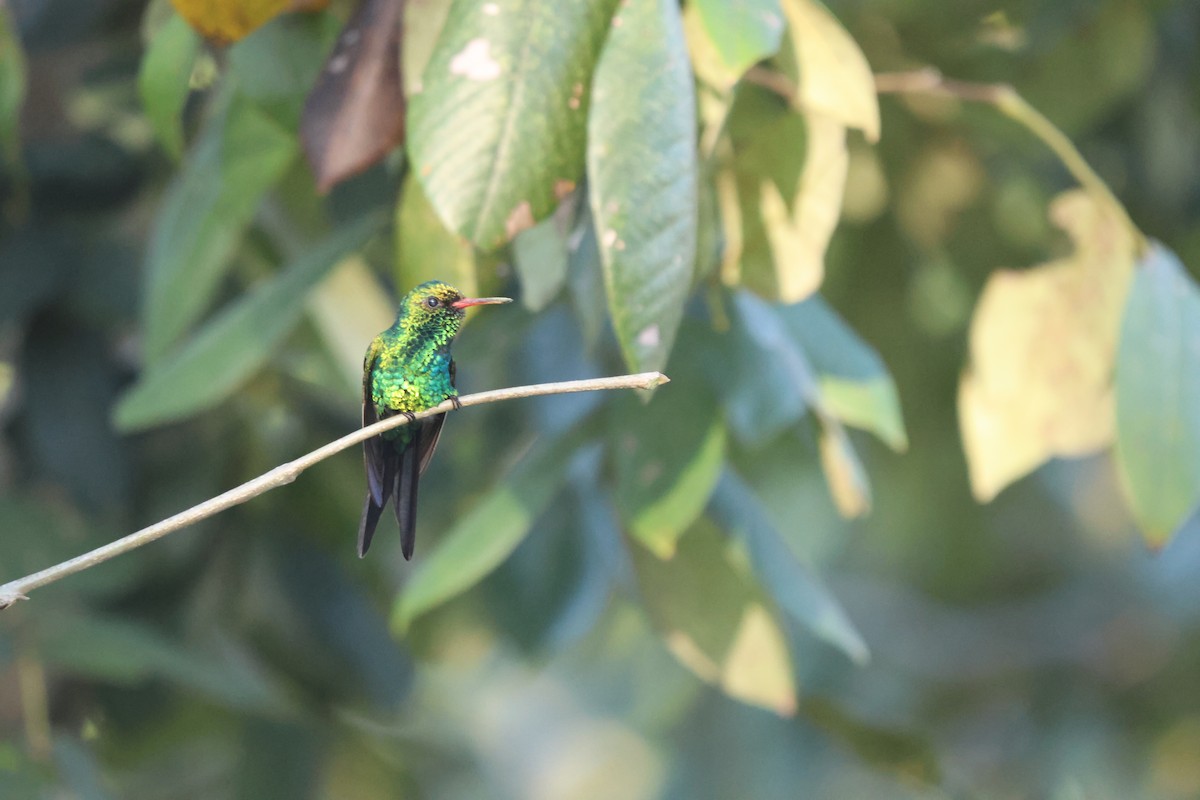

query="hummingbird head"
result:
[397,281,512,340]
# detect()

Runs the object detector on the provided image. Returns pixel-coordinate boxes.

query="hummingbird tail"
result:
[358,442,397,557]
[395,427,421,560]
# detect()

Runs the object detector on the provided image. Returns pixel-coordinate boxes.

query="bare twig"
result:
[873,67,1147,253]
[0,372,670,609]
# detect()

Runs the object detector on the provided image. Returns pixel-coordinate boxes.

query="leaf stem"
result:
[873,67,1148,254]
[0,372,670,609]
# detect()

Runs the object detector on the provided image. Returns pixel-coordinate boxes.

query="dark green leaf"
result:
[1115,243,1200,548]
[143,91,298,361]
[709,470,869,664]
[588,0,698,374]
[393,425,588,631]
[138,12,200,159]
[611,385,726,558]
[408,0,617,250]
[117,214,381,431]
[780,295,907,451]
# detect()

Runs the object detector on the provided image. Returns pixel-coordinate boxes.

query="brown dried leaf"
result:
[959,190,1137,500]
[301,0,405,193]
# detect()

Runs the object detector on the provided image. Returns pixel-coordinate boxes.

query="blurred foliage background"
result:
[3,0,1200,798]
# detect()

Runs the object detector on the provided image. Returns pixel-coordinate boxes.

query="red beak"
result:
[451,296,512,309]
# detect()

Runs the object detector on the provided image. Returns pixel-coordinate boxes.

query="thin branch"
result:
[0,372,670,609]
[873,67,1148,254]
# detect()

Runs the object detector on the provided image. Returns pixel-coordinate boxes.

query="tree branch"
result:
[873,67,1148,254]
[0,372,670,610]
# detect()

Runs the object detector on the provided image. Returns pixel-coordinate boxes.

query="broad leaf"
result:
[780,294,907,451]
[778,0,879,141]
[611,386,726,558]
[393,427,587,631]
[959,190,1136,500]
[709,471,869,664]
[143,91,298,361]
[139,12,200,159]
[588,0,698,374]
[1115,244,1200,549]
[301,0,405,192]
[686,0,784,90]
[407,0,617,250]
[633,520,797,715]
[394,173,477,294]
[117,215,381,431]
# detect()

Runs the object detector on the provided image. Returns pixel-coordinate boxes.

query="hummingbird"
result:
[359,281,511,559]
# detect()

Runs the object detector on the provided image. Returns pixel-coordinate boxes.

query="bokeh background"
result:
[4,0,1200,798]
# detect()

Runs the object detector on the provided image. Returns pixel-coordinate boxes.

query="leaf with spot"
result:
[407,0,617,250]
[1115,244,1200,549]
[611,385,726,558]
[588,0,698,375]
[116,214,382,431]
[959,191,1136,501]
[301,0,406,192]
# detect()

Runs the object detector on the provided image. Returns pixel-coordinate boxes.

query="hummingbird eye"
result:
[425,296,439,308]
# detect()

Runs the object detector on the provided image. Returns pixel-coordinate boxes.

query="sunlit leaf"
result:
[633,520,797,715]
[171,0,329,44]
[959,190,1136,501]
[394,173,477,294]
[143,91,298,361]
[709,471,869,663]
[512,212,569,312]
[117,214,381,431]
[402,0,454,96]
[611,386,726,558]
[588,0,697,375]
[780,294,907,451]
[686,0,784,90]
[1115,244,1200,549]
[139,12,200,159]
[408,0,616,250]
[301,0,405,192]
[779,0,879,142]
[393,427,587,631]
[306,255,394,393]
[816,417,871,517]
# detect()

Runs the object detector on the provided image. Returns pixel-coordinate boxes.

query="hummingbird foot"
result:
[449,396,462,411]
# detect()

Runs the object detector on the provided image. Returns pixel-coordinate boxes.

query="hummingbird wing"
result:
[416,358,454,474]
[361,338,386,506]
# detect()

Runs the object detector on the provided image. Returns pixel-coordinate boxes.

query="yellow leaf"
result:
[780,0,880,141]
[817,416,871,518]
[171,0,327,45]
[959,190,1137,501]
[720,604,798,716]
[759,111,847,302]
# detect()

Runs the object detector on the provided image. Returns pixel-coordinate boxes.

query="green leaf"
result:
[138,12,200,159]
[709,470,869,664]
[566,202,608,349]
[0,5,26,169]
[407,0,617,250]
[143,91,298,361]
[1115,243,1200,549]
[512,214,570,312]
[588,0,698,375]
[780,294,907,451]
[611,386,726,558]
[117,215,381,431]
[395,173,477,295]
[690,0,784,86]
[632,519,797,715]
[393,427,587,631]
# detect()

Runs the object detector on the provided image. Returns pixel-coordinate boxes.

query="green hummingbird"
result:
[359,281,511,559]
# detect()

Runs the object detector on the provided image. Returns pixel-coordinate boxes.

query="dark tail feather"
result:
[358,447,397,557]
[394,427,421,560]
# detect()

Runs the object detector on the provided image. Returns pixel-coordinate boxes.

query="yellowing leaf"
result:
[171,0,328,45]
[758,111,847,302]
[959,190,1137,501]
[817,417,871,517]
[719,604,798,716]
[780,0,879,141]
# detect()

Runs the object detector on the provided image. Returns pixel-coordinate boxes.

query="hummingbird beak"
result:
[451,296,512,309]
